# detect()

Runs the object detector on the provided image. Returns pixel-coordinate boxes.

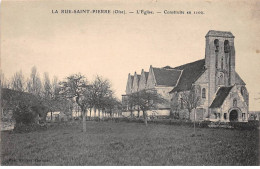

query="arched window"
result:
[224,40,230,53]
[214,39,219,52]
[233,98,237,107]
[202,88,206,99]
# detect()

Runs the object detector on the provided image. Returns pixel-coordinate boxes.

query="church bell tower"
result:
[205,30,236,104]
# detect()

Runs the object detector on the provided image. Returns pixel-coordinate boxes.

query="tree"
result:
[170,99,180,119]
[2,88,46,126]
[59,73,89,132]
[179,87,200,135]
[91,76,113,120]
[42,73,58,121]
[27,66,42,96]
[10,70,26,92]
[83,84,95,119]
[102,96,121,118]
[0,72,10,88]
[25,66,47,122]
[128,89,167,126]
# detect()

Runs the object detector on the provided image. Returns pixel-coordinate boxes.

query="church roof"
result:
[206,30,234,38]
[209,86,233,108]
[170,59,206,93]
[152,67,182,86]
[235,72,246,85]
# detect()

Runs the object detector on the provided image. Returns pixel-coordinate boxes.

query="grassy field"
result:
[1,121,259,166]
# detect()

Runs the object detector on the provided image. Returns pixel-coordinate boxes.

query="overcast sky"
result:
[1,0,260,110]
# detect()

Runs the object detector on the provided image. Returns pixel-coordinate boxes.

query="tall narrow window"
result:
[214,39,219,52]
[215,54,218,69]
[221,56,224,70]
[202,88,206,99]
[242,113,246,121]
[214,39,219,69]
[219,74,224,85]
[233,98,237,107]
[224,40,230,53]
[224,113,227,119]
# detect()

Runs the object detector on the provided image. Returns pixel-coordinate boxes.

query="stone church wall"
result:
[220,86,248,122]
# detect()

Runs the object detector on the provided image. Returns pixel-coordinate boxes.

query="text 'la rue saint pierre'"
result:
[51,9,204,15]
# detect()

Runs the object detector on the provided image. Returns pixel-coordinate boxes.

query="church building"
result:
[122,30,249,122]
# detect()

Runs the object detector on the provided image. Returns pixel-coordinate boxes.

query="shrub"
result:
[229,121,259,130]
[13,103,37,125]
[14,123,47,133]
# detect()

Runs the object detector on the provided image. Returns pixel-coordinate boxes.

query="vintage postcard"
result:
[0,0,259,166]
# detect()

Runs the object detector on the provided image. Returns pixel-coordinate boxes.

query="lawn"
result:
[1,121,259,166]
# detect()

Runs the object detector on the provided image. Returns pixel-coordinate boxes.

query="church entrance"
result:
[229,110,238,121]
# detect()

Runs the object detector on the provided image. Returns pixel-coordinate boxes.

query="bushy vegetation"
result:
[13,104,37,125]
[13,123,47,133]
[2,66,121,132]
[229,121,259,130]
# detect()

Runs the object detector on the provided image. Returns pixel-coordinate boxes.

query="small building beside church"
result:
[122,30,249,122]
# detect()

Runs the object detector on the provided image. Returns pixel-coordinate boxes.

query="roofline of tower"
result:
[205,35,235,38]
[205,30,235,38]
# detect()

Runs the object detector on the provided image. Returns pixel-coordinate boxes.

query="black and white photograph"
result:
[0,0,259,166]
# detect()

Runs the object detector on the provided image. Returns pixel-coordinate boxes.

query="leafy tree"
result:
[91,76,113,120]
[83,84,95,119]
[128,89,167,126]
[59,73,89,132]
[2,88,46,125]
[102,96,121,117]
[13,103,37,125]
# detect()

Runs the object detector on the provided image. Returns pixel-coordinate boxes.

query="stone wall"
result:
[220,85,248,122]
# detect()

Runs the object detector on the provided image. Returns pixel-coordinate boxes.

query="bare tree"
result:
[27,66,42,96]
[179,87,200,135]
[0,72,10,88]
[10,70,26,92]
[42,72,61,121]
[59,73,89,132]
[128,89,167,126]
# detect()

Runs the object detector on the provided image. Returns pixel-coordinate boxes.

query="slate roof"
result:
[206,30,234,38]
[209,86,233,108]
[235,72,246,85]
[170,59,206,93]
[152,67,182,86]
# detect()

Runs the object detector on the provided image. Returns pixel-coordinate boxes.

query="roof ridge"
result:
[153,67,182,72]
[169,59,206,93]
[173,59,205,69]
